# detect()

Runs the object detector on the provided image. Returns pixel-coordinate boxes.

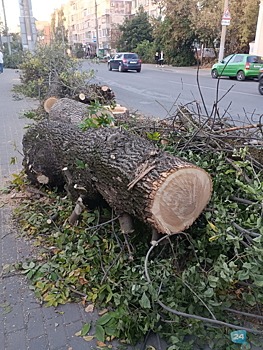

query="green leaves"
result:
[118,6,153,52]
[15,43,94,101]
[79,101,115,131]
[80,323,91,336]
[12,139,263,349]
[139,292,151,309]
[146,131,161,141]
[95,324,105,342]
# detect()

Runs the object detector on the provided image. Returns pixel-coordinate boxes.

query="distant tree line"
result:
[116,0,260,66]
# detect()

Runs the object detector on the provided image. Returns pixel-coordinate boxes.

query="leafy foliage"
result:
[152,1,197,66]
[50,8,68,44]
[13,43,94,100]
[135,40,156,63]
[2,33,24,69]
[79,101,115,130]
[123,0,260,65]
[117,6,153,52]
[11,135,263,348]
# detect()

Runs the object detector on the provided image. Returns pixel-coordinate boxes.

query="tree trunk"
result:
[22,120,212,234]
[48,97,90,124]
[48,98,126,125]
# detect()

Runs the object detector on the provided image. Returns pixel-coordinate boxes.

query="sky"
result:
[1,0,68,32]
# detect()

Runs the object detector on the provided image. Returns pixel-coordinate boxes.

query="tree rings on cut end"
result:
[44,97,59,113]
[150,167,212,234]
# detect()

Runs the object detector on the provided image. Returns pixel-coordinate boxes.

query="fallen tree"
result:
[22,120,212,234]
[47,97,128,124]
[13,45,263,348]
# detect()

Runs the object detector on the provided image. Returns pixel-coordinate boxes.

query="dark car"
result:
[108,52,141,72]
[211,54,263,81]
[258,67,263,95]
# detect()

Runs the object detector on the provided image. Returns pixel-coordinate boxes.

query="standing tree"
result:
[154,0,196,66]
[152,0,260,66]
[190,0,222,48]
[226,0,259,53]
[117,6,153,52]
[50,9,68,45]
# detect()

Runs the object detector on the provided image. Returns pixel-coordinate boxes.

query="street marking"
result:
[168,80,259,97]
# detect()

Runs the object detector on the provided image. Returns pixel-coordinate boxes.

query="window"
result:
[223,55,235,64]
[124,54,138,59]
[232,55,244,63]
[247,56,263,64]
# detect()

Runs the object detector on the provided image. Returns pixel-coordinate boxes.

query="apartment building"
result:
[55,0,133,55]
[35,21,51,45]
[51,0,161,55]
[131,0,162,17]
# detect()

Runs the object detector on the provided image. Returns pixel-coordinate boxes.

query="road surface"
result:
[82,61,262,124]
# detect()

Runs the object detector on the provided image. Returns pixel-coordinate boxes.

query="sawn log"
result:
[22,120,212,234]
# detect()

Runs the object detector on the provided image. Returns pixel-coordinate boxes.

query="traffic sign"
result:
[221,8,231,26]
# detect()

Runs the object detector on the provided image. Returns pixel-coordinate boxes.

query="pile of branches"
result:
[10,62,263,348]
[74,83,115,106]
[118,103,263,166]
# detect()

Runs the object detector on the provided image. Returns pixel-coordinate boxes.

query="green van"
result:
[211,54,263,81]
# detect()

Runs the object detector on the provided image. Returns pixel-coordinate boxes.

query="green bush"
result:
[135,40,155,63]
[15,43,94,100]
[3,51,24,69]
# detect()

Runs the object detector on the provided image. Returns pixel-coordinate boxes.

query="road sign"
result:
[221,8,231,25]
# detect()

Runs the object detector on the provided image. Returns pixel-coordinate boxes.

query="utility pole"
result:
[1,0,11,54]
[218,0,229,62]
[19,0,37,52]
[95,0,99,57]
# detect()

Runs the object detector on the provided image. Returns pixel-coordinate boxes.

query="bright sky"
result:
[1,0,68,32]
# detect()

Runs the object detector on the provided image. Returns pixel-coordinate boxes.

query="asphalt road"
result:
[82,60,262,123]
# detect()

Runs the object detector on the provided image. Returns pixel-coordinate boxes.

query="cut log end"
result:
[149,167,212,234]
[44,97,59,113]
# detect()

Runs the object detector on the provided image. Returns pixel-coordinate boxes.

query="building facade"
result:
[50,0,160,55]
[35,21,51,45]
[254,0,263,56]
[54,0,133,55]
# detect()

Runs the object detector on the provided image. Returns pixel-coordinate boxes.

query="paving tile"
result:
[26,308,45,339]
[45,320,68,350]
[58,302,83,324]
[4,303,26,334]
[28,335,50,350]
[5,329,27,350]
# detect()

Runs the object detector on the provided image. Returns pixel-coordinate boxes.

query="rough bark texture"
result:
[22,121,212,234]
[48,98,90,124]
[48,98,126,125]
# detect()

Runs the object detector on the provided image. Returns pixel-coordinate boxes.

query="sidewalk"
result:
[0,69,168,350]
[143,63,211,75]
[0,69,99,350]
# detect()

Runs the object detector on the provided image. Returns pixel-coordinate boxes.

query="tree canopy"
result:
[117,0,260,65]
[117,6,153,52]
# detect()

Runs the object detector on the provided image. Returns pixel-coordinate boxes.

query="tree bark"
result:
[48,97,90,124]
[22,120,212,234]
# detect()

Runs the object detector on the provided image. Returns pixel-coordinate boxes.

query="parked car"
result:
[211,54,263,81]
[258,67,263,95]
[108,52,142,72]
